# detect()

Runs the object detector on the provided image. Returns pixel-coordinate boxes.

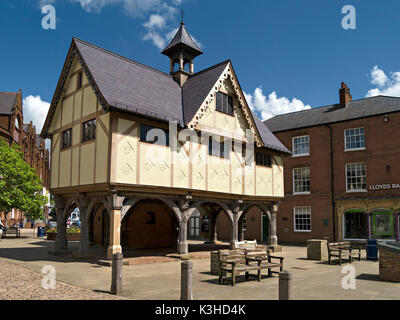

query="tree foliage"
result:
[0,139,47,220]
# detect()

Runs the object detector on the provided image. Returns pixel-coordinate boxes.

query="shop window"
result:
[373,211,394,239]
[344,211,368,239]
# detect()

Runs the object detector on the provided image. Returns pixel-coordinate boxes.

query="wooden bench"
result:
[246,249,284,277]
[233,240,270,253]
[217,249,284,286]
[327,241,361,265]
[2,227,21,238]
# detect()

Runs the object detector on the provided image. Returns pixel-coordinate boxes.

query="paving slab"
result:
[0,236,399,300]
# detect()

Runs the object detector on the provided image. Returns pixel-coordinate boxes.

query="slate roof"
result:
[264,96,400,133]
[74,38,184,125]
[161,23,202,57]
[182,60,230,125]
[0,93,17,115]
[42,37,289,154]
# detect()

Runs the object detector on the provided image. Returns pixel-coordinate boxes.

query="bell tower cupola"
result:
[161,16,202,86]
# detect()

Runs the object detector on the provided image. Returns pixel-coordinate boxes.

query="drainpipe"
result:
[327,125,336,242]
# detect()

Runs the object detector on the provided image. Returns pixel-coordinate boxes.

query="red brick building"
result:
[0,90,50,226]
[265,83,400,244]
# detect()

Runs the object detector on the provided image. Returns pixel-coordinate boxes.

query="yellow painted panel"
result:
[61,96,73,127]
[244,163,255,196]
[208,156,230,193]
[118,118,133,135]
[99,113,110,131]
[65,73,76,94]
[49,100,61,133]
[139,143,170,188]
[191,143,206,191]
[173,142,190,189]
[95,121,109,183]
[74,90,82,121]
[255,166,273,196]
[82,86,97,118]
[72,125,80,146]
[80,142,95,185]
[70,57,81,73]
[231,152,243,195]
[272,156,284,197]
[50,133,60,188]
[59,149,71,188]
[71,147,79,186]
[115,121,137,185]
[82,71,89,86]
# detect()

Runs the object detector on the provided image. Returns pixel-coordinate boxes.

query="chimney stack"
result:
[339,82,352,107]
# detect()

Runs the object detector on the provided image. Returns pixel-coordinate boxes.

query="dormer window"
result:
[216,92,234,116]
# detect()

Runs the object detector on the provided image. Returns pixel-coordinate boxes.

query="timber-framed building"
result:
[41,22,289,258]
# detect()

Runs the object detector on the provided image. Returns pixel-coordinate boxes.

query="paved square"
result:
[0,232,399,300]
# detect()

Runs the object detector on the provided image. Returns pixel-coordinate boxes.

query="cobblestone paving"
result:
[0,259,126,300]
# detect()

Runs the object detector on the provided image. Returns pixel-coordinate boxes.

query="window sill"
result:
[292,154,310,158]
[293,192,311,196]
[344,148,366,152]
[345,190,367,193]
[294,230,312,233]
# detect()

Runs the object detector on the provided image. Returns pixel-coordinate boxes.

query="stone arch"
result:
[121,198,180,250]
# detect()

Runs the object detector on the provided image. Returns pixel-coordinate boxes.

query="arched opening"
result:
[238,206,268,243]
[121,199,179,250]
[89,203,110,247]
[195,202,232,243]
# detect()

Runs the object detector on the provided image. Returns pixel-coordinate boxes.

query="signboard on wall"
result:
[369,184,400,191]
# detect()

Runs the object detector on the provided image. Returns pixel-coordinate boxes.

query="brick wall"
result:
[379,248,400,282]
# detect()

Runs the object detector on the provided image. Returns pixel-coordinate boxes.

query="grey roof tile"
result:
[264,96,400,132]
[0,93,17,115]
[161,23,202,57]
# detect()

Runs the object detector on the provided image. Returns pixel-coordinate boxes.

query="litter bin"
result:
[366,239,378,261]
[37,226,45,238]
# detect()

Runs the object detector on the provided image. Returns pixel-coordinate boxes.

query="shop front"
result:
[336,199,400,242]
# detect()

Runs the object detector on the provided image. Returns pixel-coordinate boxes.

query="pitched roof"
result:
[161,23,202,58]
[74,38,184,125]
[264,96,400,133]
[42,38,288,154]
[182,60,230,125]
[0,93,17,115]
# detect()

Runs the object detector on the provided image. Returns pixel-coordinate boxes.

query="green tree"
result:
[0,139,47,222]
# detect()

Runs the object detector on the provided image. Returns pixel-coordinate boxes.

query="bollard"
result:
[279,270,292,300]
[181,261,193,300]
[111,253,123,295]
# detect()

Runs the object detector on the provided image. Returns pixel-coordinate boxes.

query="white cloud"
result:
[245,87,311,121]
[71,0,162,16]
[143,14,166,29]
[22,95,50,132]
[366,66,400,97]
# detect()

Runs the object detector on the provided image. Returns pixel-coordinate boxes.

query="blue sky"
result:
[1,0,400,130]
